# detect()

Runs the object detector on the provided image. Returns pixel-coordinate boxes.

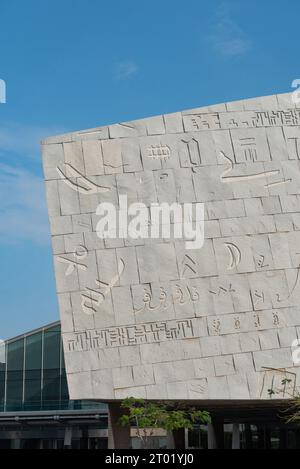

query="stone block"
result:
[63,141,85,174]
[50,215,73,236]
[214,355,235,376]
[153,362,176,384]
[145,116,166,135]
[101,139,123,174]
[42,143,65,180]
[115,386,147,400]
[111,285,135,326]
[68,372,93,400]
[45,180,61,217]
[121,138,143,173]
[207,376,230,399]
[244,198,263,217]
[71,214,92,234]
[92,369,114,399]
[52,235,65,255]
[239,332,260,353]
[278,327,298,348]
[253,348,293,371]
[166,382,188,399]
[132,365,155,386]
[82,140,104,176]
[193,357,215,378]
[43,92,300,402]
[112,366,134,389]
[201,336,222,357]
[227,374,250,399]
[258,329,280,350]
[220,334,241,355]
[164,112,184,134]
[58,293,74,332]
[269,233,292,269]
[233,352,255,373]
[231,128,271,163]
[120,346,141,367]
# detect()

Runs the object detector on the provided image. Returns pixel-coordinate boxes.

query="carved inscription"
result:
[207,311,282,336]
[184,109,300,131]
[57,163,111,194]
[260,367,296,398]
[81,259,125,315]
[58,245,88,276]
[66,318,195,351]
[147,144,171,159]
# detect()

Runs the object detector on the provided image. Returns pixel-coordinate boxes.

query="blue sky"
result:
[0,0,299,339]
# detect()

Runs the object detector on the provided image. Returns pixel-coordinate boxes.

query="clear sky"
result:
[0,0,299,339]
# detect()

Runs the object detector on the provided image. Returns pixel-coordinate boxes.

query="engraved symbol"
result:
[135,288,159,314]
[260,368,296,399]
[181,137,201,166]
[95,258,125,294]
[57,163,111,194]
[239,137,258,162]
[81,259,125,315]
[187,286,200,303]
[189,113,220,130]
[209,284,235,296]
[104,161,129,170]
[81,288,106,315]
[272,312,280,327]
[257,254,269,269]
[287,137,300,159]
[173,285,187,305]
[78,220,92,229]
[264,178,292,189]
[228,118,239,127]
[252,290,265,308]
[57,245,88,276]
[181,254,197,277]
[159,287,169,309]
[189,382,207,395]
[211,319,221,335]
[220,151,280,183]
[147,144,171,159]
[277,261,300,302]
[225,242,241,270]
[234,317,241,330]
[253,313,261,328]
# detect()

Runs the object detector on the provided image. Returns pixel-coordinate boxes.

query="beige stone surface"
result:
[42,93,300,401]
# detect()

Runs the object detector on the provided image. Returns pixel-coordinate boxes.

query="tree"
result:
[283,397,300,426]
[119,397,211,449]
[263,373,300,426]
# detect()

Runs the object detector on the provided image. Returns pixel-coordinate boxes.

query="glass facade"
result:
[0,322,103,413]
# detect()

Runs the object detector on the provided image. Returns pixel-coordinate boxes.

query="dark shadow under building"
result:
[1,322,300,449]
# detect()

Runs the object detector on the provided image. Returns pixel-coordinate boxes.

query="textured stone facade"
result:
[42,93,300,401]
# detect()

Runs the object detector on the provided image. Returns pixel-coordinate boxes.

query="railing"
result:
[0,400,107,413]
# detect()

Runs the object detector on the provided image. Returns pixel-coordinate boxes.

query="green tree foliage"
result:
[119,397,211,448]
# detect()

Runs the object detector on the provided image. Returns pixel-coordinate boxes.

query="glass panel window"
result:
[6,339,24,411]
[42,326,61,407]
[0,364,5,411]
[24,333,42,409]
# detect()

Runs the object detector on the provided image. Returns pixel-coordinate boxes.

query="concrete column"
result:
[173,428,185,449]
[208,418,224,449]
[232,424,240,449]
[11,439,21,450]
[166,431,175,449]
[108,403,131,449]
[207,423,217,449]
[64,426,72,449]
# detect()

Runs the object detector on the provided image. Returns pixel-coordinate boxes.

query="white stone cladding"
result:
[42,93,300,401]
